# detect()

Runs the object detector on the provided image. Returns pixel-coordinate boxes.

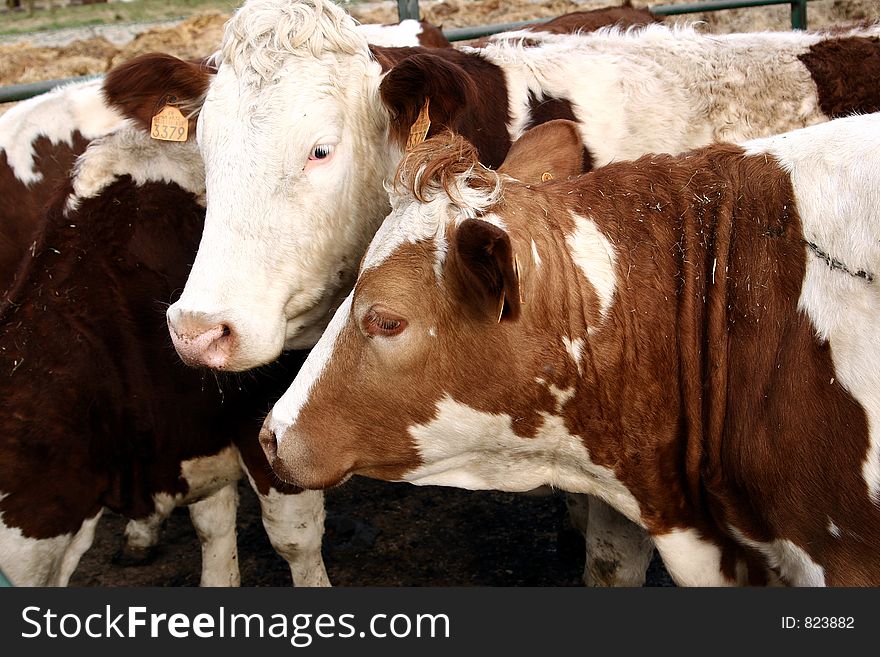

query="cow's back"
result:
[0,80,123,299]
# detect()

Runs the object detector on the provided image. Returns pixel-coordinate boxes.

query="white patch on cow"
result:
[828,519,842,539]
[271,294,353,440]
[354,18,422,47]
[65,126,206,214]
[745,114,880,505]
[428,327,437,337]
[562,336,585,377]
[0,78,123,184]
[487,24,845,166]
[531,239,541,269]
[653,527,739,586]
[0,493,103,586]
[188,483,241,587]
[245,479,330,587]
[403,395,643,525]
[729,526,826,586]
[566,212,617,318]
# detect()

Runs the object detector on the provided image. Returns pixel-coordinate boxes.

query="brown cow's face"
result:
[259,124,623,502]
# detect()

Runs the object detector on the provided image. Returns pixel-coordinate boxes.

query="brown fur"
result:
[469,5,661,48]
[274,126,880,584]
[102,53,214,135]
[799,36,880,117]
[376,47,512,167]
[1,133,89,301]
[416,20,452,48]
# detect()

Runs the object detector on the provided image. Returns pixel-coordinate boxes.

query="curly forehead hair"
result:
[395,132,502,210]
[219,0,370,82]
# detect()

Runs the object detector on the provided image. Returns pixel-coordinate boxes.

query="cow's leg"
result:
[188,483,241,587]
[653,527,739,586]
[0,510,100,586]
[254,487,330,587]
[118,494,177,565]
[581,496,654,587]
[55,510,104,586]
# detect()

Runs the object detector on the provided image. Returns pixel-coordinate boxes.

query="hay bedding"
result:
[0,0,878,87]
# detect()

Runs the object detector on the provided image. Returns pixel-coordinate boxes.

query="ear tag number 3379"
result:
[151,105,188,142]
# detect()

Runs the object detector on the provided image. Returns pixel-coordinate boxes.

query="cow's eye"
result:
[362,306,407,338]
[309,144,335,161]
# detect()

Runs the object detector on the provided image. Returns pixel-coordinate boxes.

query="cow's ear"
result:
[498,119,587,183]
[450,218,521,323]
[379,53,474,151]
[102,53,214,135]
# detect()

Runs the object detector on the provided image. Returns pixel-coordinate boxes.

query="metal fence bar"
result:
[445,19,548,42]
[651,0,810,29]
[0,74,101,104]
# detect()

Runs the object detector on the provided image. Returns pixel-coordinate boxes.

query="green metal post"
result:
[790,0,807,29]
[397,0,420,21]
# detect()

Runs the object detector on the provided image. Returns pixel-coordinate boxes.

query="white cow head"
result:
[166,0,401,370]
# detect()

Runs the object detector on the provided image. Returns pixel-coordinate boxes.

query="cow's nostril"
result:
[220,324,231,338]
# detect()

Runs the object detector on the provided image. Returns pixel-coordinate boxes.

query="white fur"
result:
[653,528,740,586]
[271,294,353,439]
[188,484,241,587]
[562,336,585,377]
[744,114,880,505]
[355,18,422,47]
[566,212,617,318]
[65,126,206,214]
[530,239,541,269]
[729,527,826,586]
[403,395,644,525]
[251,485,330,587]
[0,494,103,586]
[0,78,123,185]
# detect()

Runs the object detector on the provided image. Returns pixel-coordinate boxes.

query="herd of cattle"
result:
[0,0,878,587]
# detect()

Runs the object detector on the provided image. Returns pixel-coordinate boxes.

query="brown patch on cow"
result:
[276,128,880,584]
[102,53,213,135]
[799,37,880,118]
[0,158,309,540]
[376,47,512,168]
[1,132,90,300]
[504,118,589,184]
[523,94,593,171]
[416,20,452,48]
[470,5,661,47]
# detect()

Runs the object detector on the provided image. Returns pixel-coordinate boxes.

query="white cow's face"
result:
[166,2,397,371]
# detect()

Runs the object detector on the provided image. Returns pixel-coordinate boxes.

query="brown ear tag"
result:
[151,105,189,142]
[405,97,431,151]
[541,172,554,182]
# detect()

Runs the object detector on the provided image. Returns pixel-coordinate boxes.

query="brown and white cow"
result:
[260,115,880,586]
[1,79,124,298]
[146,0,880,586]
[0,108,329,587]
[356,18,451,48]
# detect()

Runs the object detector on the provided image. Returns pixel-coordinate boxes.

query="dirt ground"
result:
[71,477,675,587]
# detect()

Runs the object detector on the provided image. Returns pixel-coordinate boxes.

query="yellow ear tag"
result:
[406,97,431,151]
[541,172,554,182]
[150,105,189,142]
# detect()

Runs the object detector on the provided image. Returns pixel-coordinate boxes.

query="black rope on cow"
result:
[805,241,875,283]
